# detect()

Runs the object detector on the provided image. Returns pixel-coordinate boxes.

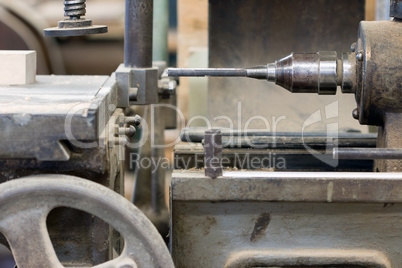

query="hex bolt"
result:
[350,42,356,52]
[356,50,364,62]
[125,115,142,126]
[204,129,223,179]
[352,108,360,120]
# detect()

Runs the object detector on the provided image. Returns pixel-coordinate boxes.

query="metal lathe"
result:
[0,0,401,267]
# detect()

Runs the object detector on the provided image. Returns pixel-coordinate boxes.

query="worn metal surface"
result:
[0,74,129,266]
[0,75,111,161]
[44,22,108,37]
[132,105,169,236]
[0,116,125,266]
[275,52,338,95]
[172,171,402,202]
[353,21,402,171]
[125,0,153,68]
[0,175,174,268]
[204,129,223,178]
[171,170,402,267]
[341,52,357,94]
[224,249,391,268]
[208,0,366,132]
[43,0,107,37]
[377,113,402,172]
[116,64,159,107]
[354,21,402,127]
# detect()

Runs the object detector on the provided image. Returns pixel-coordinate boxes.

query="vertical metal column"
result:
[153,0,169,62]
[125,0,153,68]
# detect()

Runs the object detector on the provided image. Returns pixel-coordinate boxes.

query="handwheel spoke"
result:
[0,207,63,268]
[93,255,137,268]
[0,175,174,268]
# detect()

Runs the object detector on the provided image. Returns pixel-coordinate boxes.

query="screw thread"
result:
[64,0,86,19]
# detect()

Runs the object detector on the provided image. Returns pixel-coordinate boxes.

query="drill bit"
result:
[167,65,276,80]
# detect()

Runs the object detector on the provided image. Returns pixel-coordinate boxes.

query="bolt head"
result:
[356,51,364,62]
[352,108,360,120]
[125,115,142,126]
[350,42,356,52]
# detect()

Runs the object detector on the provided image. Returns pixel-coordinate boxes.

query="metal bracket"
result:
[115,64,159,107]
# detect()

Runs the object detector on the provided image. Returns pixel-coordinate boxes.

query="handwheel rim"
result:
[0,175,174,268]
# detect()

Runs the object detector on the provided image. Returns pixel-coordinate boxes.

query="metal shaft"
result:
[167,51,346,95]
[167,66,274,79]
[167,68,247,77]
[333,148,402,160]
[125,0,153,68]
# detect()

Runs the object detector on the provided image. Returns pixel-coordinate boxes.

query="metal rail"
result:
[333,148,402,160]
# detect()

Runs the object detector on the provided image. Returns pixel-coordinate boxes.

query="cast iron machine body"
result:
[0,0,176,267]
[168,2,402,267]
[168,20,402,172]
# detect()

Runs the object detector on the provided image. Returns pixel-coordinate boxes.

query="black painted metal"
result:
[390,0,402,19]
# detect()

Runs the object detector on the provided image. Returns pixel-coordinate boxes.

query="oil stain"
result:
[250,213,271,242]
[202,216,217,236]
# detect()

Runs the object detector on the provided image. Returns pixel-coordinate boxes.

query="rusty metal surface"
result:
[0,121,125,266]
[208,0,367,132]
[0,175,174,268]
[171,171,402,267]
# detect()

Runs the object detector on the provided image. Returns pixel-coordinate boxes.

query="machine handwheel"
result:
[0,175,175,268]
